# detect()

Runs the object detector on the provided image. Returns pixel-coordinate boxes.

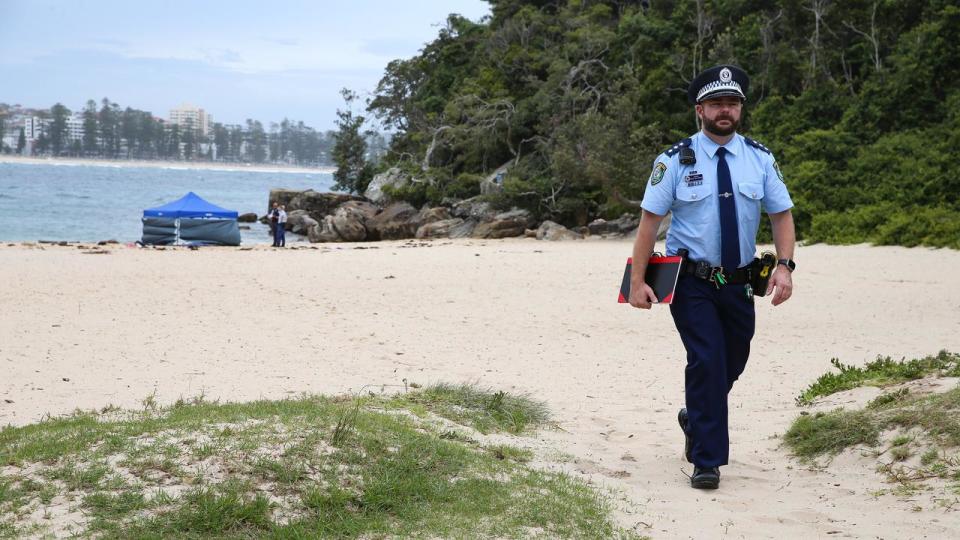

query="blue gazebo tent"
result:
[141,192,241,246]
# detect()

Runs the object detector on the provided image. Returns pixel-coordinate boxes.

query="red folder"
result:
[618,255,683,305]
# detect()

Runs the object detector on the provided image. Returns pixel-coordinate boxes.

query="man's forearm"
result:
[769,210,795,260]
[631,210,665,288]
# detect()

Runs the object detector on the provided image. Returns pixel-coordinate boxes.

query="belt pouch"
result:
[751,251,777,296]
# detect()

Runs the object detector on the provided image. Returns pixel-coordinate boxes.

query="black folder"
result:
[617,255,683,305]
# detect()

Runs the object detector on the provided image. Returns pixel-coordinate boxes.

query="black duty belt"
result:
[680,259,753,286]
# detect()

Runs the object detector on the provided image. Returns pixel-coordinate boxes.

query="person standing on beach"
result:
[275,204,288,247]
[628,65,797,490]
[269,202,280,246]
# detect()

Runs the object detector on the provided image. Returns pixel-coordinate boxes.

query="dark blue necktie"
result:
[716,147,740,270]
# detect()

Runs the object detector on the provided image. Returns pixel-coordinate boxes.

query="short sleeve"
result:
[640,156,677,216]
[761,154,793,214]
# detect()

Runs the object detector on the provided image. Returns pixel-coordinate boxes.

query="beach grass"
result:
[0,384,641,539]
[794,350,960,406]
[784,358,960,505]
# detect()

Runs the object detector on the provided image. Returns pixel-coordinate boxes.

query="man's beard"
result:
[702,115,740,136]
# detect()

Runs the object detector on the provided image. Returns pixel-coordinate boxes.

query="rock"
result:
[367,202,419,240]
[338,200,380,222]
[416,206,451,225]
[270,189,364,220]
[364,167,408,205]
[588,214,640,236]
[524,228,537,238]
[472,209,534,239]
[287,210,319,235]
[237,213,258,223]
[451,196,497,221]
[239,225,251,230]
[448,218,479,238]
[96,239,118,245]
[267,188,305,209]
[307,217,342,242]
[536,221,583,241]
[416,218,465,239]
[330,205,368,242]
[587,218,612,235]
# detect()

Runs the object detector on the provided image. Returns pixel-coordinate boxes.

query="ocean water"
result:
[0,162,334,244]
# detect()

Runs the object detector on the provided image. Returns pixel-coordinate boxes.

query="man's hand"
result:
[629,282,659,309]
[766,267,793,306]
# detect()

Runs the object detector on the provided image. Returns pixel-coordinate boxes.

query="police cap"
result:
[687,65,749,104]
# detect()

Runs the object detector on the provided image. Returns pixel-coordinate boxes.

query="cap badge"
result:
[719,68,732,82]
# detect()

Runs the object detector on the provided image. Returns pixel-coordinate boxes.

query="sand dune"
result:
[2,239,959,538]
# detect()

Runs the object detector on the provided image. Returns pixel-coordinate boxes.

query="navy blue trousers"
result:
[669,275,755,467]
[275,224,286,247]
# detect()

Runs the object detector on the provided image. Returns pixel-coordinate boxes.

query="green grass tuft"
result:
[0,386,640,539]
[390,382,551,434]
[796,350,960,406]
[786,374,960,493]
[784,410,881,458]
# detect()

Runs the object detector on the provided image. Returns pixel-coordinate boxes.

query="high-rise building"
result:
[66,113,84,142]
[23,117,46,139]
[168,103,212,136]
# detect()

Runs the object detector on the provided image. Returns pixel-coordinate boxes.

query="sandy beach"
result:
[0,155,335,175]
[2,238,960,538]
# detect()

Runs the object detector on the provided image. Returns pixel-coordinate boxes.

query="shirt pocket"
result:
[736,182,764,226]
[674,184,712,226]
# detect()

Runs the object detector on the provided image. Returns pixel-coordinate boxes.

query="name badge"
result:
[684,171,704,187]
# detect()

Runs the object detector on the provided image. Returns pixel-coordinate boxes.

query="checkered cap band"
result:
[696,80,744,102]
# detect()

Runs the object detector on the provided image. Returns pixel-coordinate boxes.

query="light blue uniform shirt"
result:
[640,132,793,268]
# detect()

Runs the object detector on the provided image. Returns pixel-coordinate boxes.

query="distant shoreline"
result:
[0,155,336,175]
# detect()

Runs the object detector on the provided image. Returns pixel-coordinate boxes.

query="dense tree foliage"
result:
[332,90,375,194]
[367,0,960,247]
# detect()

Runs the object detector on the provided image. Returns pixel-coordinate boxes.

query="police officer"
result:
[628,65,796,489]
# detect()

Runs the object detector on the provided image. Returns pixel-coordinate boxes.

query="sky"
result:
[0,0,491,131]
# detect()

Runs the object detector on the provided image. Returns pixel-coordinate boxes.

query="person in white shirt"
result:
[275,205,288,247]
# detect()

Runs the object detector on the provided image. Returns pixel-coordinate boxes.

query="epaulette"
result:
[743,136,772,154]
[664,138,693,157]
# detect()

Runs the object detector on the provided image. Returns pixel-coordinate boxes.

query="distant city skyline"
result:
[0,0,491,130]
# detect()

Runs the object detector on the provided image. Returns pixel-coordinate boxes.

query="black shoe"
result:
[678,408,692,463]
[691,466,720,489]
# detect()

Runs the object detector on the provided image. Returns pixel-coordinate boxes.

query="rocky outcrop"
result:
[451,196,497,221]
[416,218,465,239]
[329,205,368,242]
[366,202,419,240]
[449,218,479,238]
[416,206,451,225]
[472,209,534,239]
[286,210,316,234]
[338,200,380,222]
[267,189,305,210]
[269,187,638,244]
[536,220,583,241]
[274,189,364,221]
[307,219,340,243]
[587,214,640,236]
[363,167,408,205]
